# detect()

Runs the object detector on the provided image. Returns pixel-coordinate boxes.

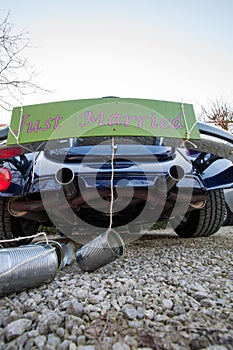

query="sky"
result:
[1,0,233,123]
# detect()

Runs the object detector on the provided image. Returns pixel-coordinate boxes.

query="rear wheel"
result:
[0,198,39,247]
[174,189,225,237]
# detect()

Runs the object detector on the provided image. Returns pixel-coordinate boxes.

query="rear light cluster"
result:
[0,168,12,191]
[0,145,21,191]
[0,146,22,159]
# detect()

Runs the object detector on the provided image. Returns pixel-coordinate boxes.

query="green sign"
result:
[7,97,200,146]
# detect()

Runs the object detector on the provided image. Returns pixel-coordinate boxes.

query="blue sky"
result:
[1,0,233,122]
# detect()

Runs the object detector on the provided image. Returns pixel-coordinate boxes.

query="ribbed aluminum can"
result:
[0,244,58,297]
[36,240,75,270]
[76,230,125,272]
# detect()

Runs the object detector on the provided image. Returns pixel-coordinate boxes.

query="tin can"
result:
[36,240,75,269]
[0,244,58,297]
[76,230,125,272]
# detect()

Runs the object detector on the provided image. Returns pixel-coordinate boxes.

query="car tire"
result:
[173,189,225,237]
[0,198,39,247]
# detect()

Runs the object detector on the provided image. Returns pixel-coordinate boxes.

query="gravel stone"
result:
[47,333,61,347]
[123,305,138,320]
[77,335,86,345]
[34,335,46,348]
[38,311,63,334]
[67,300,84,316]
[5,319,32,341]
[128,320,144,328]
[193,291,210,300]
[144,309,154,320]
[57,340,71,350]
[87,294,103,304]
[89,311,100,321]
[112,342,131,350]
[136,306,146,319]
[124,334,138,346]
[24,337,34,350]
[200,298,216,307]
[162,298,174,309]
[65,315,84,332]
[75,288,88,301]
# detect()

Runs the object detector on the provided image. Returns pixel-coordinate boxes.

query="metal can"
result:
[36,240,75,269]
[0,244,58,297]
[76,230,125,272]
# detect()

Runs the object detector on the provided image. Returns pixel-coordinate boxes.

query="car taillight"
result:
[0,146,22,159]
[0,168,12,191]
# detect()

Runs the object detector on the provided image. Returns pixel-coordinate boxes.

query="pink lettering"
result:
[27,120,41,133]
[160,118,170,129]
[108,114,121,126]
[98,111,105,126]
[80,111,104,127]
[41,118,53,131]
[123,115,130,127]
[53,115,62,129]
[80,111,98,127]
[20,114,30,131]
[172,113,184,129]
[19,114,63,133]
[151,115,158,128]
[15,109,186,138]
[137,115,147,128]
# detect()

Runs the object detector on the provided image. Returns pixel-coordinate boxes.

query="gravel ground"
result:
[0,227,233,350]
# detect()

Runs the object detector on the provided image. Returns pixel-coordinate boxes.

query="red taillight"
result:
[0,146,22,159]
[0,168,12,191]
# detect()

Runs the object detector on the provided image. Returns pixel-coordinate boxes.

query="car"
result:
[0,97,232,246]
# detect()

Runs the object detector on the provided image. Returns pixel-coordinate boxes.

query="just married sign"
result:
[7,97,200,145]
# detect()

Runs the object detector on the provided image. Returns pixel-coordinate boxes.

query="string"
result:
[0,232,49,245]
[181,101,198,149]
[181,101,190,140]
[107,136,115,233]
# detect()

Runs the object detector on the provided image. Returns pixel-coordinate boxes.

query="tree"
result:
[0,11,43,111]
[201,100,233,131]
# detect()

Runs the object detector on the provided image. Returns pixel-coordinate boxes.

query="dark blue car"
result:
[0,99,232,245]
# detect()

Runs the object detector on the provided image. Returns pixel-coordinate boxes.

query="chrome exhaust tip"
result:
[55,168,77,200]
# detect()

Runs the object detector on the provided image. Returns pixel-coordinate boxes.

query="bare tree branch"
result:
[201,99,233,131]
[0,11,49,111]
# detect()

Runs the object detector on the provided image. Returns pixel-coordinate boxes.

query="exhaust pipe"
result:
[55,167,77,200]
[159,165,185,193]
[189,200,206,209]
[8,167,77,219]
[164,200,207,219]
[166,165,185,191]
[8,198,48,222]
